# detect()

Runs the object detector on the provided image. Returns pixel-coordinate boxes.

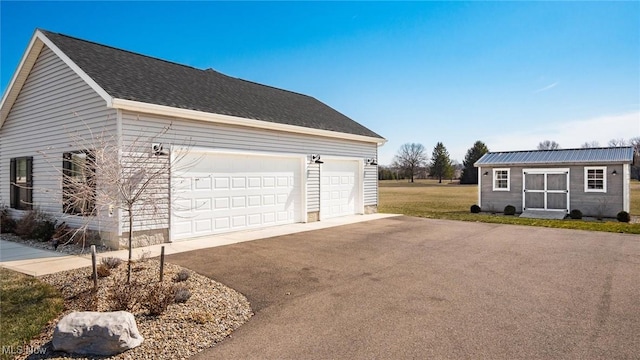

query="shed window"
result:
[493,168,510,191]
[584,166,606,193]
[10,157,33,210]
[63,151,96,215]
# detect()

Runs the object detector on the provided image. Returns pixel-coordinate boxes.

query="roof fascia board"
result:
[0,30,113,128]
[0,30,44,127]
[111,98,387,146]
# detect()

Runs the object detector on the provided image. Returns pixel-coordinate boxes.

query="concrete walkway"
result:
[0,213,399,276]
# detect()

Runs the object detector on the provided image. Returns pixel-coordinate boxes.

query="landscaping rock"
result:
[52,311,144,355]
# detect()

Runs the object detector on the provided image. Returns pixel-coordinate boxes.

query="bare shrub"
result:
[174,285,191,303]
[108,277,142,311]
[15,208,56,241]
[174,269,190,283]
[144,282,176,316]
[101,256,122,269]
[96,264,111,278]
[73,288,99,312]
[188,311,214,324]
[0,206,16,233]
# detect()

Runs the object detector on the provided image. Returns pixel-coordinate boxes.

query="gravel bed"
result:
[0,233,111,255]
[16,259,253,360]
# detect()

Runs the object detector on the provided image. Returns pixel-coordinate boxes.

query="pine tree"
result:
[429,142,453,184]
[460,141,489,184]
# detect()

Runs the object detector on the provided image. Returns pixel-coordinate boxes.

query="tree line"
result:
[382,137,640,183]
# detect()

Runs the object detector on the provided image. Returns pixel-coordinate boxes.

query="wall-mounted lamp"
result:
[483,171,489,176]
[310,154,323,164]
[365,158,378,166]
[151,143,169,156]
[612,170,617,176]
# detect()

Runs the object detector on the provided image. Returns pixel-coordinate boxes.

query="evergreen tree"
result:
[460,141,489,184]
[429,142,453,183]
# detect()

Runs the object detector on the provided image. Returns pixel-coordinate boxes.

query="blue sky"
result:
[2,1,639,165]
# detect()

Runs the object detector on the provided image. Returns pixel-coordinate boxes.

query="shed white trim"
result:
[584,166,607,193]
[623,164,630,212]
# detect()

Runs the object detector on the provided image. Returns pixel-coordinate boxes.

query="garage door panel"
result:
[194,198,210,211]
[214,197,229,209]
[195,219,211,232]
[214,217,230,230]
[248,177,261,188]
[321,160,359,219]
[172,153,302,240]
[194,177,211,190]
[214,177,229,189]
[263,212,275,223]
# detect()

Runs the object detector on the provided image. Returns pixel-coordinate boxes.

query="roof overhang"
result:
[111,98,387,146]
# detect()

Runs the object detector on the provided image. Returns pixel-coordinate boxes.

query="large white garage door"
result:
[321,160,359,219]
[171,152,303,241]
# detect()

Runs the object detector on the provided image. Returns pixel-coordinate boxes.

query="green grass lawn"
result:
[379,179,640,234]
[0,268,63,359]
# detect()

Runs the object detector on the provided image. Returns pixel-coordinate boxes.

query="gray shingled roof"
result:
[475,147,635,166]
[41,30,383,139]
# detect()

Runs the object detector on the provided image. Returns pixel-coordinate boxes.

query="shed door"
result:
[523,170,569,212]
[321,160,360,219]
[171,151,303,241]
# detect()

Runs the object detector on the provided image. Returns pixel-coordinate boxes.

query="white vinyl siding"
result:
[0,46,117,232]
[584,166,606,193]
[307,162,321,212]
[120,111,378,234]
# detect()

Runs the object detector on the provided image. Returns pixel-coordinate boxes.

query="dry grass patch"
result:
[379,179,640,234]
[0,268,63,360]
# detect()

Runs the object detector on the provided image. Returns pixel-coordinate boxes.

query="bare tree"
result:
[537,140,560,150]
[40,119,195,283]
[392,143,427,183]
[608,138,629,147]
[580,141,600,148]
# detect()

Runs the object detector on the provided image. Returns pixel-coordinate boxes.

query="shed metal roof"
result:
[474,147,635,166]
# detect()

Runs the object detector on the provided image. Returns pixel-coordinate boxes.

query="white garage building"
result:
[0,30,385,248]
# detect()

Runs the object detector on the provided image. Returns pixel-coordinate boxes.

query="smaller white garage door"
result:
[171,152,303,241]
[321,160,360,219]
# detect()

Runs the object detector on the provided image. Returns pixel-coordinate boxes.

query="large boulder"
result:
[52,311,144,356]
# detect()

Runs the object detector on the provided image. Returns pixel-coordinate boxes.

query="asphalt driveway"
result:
[167,216,640,359]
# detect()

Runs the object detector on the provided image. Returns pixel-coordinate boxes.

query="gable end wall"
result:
[0,46,118,235]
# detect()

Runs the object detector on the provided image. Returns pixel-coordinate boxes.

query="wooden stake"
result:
[160,246,165,282]
[91,245,97,289]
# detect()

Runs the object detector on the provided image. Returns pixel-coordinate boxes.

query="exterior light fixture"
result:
[310,154,323,164]
[483,171,489,176]
[612,170,617,175]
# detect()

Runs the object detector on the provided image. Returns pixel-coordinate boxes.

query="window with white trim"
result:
[493,168,510,191]
[584,166,606,193]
